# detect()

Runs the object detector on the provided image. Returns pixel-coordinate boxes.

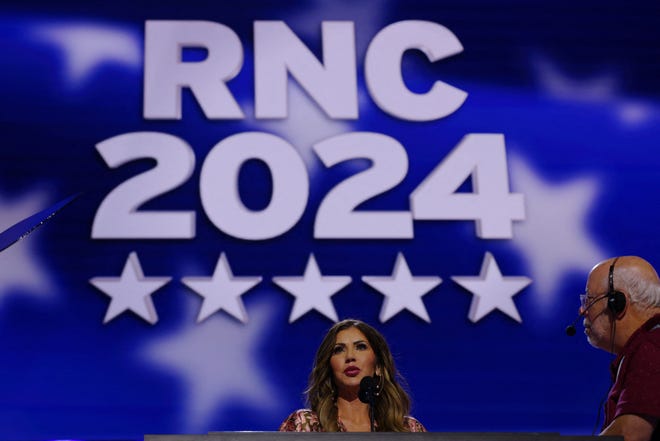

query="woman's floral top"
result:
[278,409,427,432]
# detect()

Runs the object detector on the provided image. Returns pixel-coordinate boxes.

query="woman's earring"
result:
[374,370,383,396]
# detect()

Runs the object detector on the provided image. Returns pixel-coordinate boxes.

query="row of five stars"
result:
[90,251,532,325]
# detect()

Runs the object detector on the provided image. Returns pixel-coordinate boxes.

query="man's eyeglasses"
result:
[579,294,603,310]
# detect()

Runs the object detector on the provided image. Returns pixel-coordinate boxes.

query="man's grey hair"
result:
[618,266,660,309]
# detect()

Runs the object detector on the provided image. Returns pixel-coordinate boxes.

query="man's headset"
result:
[565,257,626,336]
[606,257,626,314]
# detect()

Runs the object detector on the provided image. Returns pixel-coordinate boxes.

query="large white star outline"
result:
[141,297,281,432]
[30,23,141,87]
[452,252,532,323]
[0,189,54,308]
[509,154,604,309]
[272,253,351,323]
[362,253,441,323]
[89,252,171,325]
[181,253,262,324]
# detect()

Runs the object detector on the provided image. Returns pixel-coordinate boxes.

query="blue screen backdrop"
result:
[1,1,659,440]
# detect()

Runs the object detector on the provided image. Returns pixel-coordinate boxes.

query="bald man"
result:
[581,256,660,441]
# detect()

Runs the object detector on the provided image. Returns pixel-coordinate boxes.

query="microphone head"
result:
[565,325,576,336]
[358,376,375,404]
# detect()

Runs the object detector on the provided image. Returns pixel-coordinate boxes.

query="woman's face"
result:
[329,327,378,395]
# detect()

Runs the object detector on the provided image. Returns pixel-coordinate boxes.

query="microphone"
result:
[358,376,377,432]
[358,376,375,404]
[565,317,579,336]
[565,294,608,336]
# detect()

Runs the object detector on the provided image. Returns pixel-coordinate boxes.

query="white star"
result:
[362,253,441,323]
[90,252,170,325]
[532,54,656,127]
[182,253,262,324]
[243,85,352,171]
[0,189,53,308]
[451,252,531,323]
[287,0,391,60]
[509,155,605,309]
[30,23,141,86]
[141,297,281,431]
[532,53,617,103]
[241,0,394,175]
[272,253,351,323]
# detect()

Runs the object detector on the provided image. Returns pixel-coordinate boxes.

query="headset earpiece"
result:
[607,258,626,314]
[607,291,626,314]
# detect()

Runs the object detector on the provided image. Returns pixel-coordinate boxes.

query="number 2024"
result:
[91,131,525,241]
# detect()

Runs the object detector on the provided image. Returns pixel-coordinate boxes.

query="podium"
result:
[145,433,620,441]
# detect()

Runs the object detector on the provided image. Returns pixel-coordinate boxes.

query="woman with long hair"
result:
[279,319,426,432]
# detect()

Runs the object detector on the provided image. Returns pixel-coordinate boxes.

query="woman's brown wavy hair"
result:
[304,319,412,431]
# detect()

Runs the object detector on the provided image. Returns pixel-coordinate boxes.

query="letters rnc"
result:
[144,20,467,122]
